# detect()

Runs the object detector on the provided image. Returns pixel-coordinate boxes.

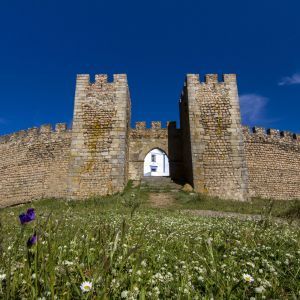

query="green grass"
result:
[172,191,300,218]
[278,200,300,220]
[0,186,299,299]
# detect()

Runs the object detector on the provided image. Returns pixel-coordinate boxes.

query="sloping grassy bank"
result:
[0,187,299,299]
[173,191,300,219]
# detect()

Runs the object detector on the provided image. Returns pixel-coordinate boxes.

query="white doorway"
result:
[143,148,170,176]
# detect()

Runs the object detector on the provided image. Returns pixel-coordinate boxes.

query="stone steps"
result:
[141,176,183,192]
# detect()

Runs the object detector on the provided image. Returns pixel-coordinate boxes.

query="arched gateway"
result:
[128,121,183,184]
[143,148,170,177]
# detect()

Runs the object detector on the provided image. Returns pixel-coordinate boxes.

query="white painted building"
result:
[143,148,170,176]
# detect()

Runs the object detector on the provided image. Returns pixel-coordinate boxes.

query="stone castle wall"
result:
[0,124,71,207]
[0,72,299,207]
[243,126,300,200]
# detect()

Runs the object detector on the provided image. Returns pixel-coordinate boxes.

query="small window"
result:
[151,166,157,172]
[151,154,156,162]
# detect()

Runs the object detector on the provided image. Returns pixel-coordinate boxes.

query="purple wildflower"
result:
[27,233,37,247]
[26,208,35,221]
[19,208,35,225]
[19,213,29,224]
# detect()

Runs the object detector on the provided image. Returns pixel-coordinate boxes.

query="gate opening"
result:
[143,148,170,177]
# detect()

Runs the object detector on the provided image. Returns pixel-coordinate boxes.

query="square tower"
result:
[180,74,248,201]
[68,74,131,199]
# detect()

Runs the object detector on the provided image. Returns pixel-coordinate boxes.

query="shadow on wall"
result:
[167,121,185,183]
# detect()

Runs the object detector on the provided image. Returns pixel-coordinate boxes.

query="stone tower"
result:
[180,74,248,201]
[68,74,131,199]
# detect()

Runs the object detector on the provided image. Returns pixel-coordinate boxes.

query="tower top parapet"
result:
[186,73,237,85]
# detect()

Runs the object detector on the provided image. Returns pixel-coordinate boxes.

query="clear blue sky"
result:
[1,0,300,135]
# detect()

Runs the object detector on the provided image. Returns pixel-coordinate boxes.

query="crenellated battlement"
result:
[132,121,177,130]
[76,74,128,86]
[0,123,70,144]
[242,125,300,144]
[186,73,237,85]
[135,121,146,129]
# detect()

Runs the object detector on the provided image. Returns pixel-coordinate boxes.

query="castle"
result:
[0,73,300,207]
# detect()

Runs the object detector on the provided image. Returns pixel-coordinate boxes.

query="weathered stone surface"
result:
[243,126,300,200]
[182,183,194,192]
[68,74,131,199]
[180,74,249,201]
[0,124,71,207]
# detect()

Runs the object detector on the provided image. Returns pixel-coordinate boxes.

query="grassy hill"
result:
[0,185,299,299]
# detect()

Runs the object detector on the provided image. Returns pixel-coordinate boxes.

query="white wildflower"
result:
[80,281,92,293]
[121,290,129,298]
[141,260,147,267]
[242,274,254,283]
[255,286,265,294]
[153,286,160,295]
[63,260,74,266]
[0,274,6,281]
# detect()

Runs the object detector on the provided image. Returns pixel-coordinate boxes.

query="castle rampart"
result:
[0,124,71,207]
[243,126,300,200]
[0,73,299,207]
